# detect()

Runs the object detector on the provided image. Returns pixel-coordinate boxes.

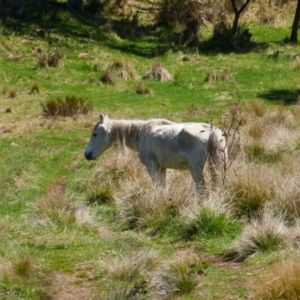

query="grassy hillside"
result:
[1,1,300,299]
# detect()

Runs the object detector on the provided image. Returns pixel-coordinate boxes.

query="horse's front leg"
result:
[145,162,167,188]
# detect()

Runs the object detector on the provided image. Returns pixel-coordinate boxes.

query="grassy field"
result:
[1,1,300,299]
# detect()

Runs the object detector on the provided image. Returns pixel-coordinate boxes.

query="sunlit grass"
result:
[1,3,300,299]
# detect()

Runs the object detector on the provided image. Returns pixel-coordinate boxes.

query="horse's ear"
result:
[99,113,108,124]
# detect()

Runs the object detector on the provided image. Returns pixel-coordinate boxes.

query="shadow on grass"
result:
[257,89,300,105]
[0,1,289,58]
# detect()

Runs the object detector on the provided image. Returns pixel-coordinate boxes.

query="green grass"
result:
[1,2,300,298]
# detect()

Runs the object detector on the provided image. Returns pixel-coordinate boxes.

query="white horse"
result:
[84,114,228,194]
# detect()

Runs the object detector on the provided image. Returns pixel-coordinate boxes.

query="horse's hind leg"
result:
[189,162,206,197]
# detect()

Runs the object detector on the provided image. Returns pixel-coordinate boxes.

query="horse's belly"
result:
[158,155,189,170]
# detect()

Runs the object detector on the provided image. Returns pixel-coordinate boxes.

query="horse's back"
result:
[139,122,213,169]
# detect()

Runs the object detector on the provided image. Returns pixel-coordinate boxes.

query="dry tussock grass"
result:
[226,163,278,217]
[0,255,57,299]
[117,182,196,230]
[275,154,300,219]
[226,103,300,219]
[33,193,95,227]
[93,246,206,299]
[242,106,300,153]
[252,259,300,300]
[152,253,206,297]
[225,204,300,262]
[97,250,160,299]
[100,59,137,85]
[204,68,233,83]
[0,113,95,136]
[99,249,160,281]
[143,62,172,82]
[92,149,151,194]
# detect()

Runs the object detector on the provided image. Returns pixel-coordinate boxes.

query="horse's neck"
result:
[111,120,146,151]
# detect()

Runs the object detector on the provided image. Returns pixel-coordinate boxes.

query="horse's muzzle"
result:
[84,150,94,160]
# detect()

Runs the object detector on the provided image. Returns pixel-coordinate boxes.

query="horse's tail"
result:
[208,127,228,186]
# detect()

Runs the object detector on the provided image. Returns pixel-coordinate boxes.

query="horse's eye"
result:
[93,133,97,137]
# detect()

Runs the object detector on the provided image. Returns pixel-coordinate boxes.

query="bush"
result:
[155,0,204,46]
[41,95,93,117]
[211,21,252,51]
[83,0,104,15]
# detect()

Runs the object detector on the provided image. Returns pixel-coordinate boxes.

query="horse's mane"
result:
[111,118,174,149]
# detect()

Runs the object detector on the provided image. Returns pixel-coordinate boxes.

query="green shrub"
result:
[41,95,93,117]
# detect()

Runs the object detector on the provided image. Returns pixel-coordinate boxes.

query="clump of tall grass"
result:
[109,59,137,80]
[87,185,114,205]
[225,205,299,262]
[100,150,154,191]
[134,82,153,95]
[33,193,95,227]
[41,95,93,117]
[252,259,300,300]
[99,250,159,281]
[274,154,300,220]
[227,164,277,218]
[143,62,172,81]
[96,250,159,299]
[100,59,137,85]
[244,144,283,164]
[180,193,239,240]
[35,49,63,68]
[152,253,208,297]
[117,184,193,232]
[241,105,300,155]
[9,89,17,98]
[100,70,115,85]
[29,83,40,94]
[204,68,233,82]
[245,100,267,117]
[0,255,57,299]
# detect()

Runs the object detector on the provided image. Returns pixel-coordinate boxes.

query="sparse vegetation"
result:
[41,95,93,117]
[134,82,152,95]
[35,49,63,68]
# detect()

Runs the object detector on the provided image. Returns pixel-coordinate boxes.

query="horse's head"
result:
[84,113,112,160]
